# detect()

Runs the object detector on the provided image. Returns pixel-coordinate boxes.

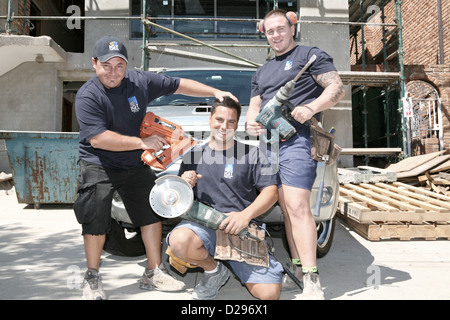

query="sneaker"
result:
[301,272,325,300]
[193,262,231,300]
[139,263,186,292]
[282,263,303,292]
[82,268,106,300]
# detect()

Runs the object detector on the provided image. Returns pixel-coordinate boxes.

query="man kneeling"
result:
[167,97,283,300]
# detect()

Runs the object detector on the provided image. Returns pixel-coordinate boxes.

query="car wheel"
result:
[103,218,146,257]
[316,217,336,258]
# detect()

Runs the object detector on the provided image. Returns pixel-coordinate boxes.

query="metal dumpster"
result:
[0,131,79,208]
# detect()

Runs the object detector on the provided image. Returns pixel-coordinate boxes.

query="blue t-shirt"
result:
[75,70,180,169]
[251,45,337,133]
[178,142,277,213]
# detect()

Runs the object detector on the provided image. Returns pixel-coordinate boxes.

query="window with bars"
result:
[130,0,297,40]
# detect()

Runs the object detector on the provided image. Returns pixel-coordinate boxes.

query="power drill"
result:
[255,55,317,144]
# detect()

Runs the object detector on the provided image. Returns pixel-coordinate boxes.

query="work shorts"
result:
[166,220,283,284]
[277,131,317,190]
[73,159,162,235]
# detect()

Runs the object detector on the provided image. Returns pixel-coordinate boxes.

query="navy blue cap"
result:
[93,35,128,62]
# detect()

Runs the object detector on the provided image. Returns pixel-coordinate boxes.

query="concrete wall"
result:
[0,62,63,131]
[299,0,353,167]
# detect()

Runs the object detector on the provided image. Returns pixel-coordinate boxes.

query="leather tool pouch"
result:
[310,117,342,165]
[214,222,269,268]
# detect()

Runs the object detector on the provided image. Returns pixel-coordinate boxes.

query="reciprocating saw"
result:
[255,55,317,144]
[140,112,197,171]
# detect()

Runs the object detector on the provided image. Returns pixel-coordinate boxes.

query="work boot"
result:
[301,272,325,300]
[282,263,303,292]
[82,268,106,300]
[193,261,231,300]
[139,263,186,292]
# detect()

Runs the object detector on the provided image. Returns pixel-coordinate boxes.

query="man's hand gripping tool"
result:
[254,55,317,144]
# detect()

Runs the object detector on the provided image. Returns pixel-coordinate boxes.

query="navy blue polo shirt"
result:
[251,45,337,133]
[178,142,278,213]
[75,70,180,169]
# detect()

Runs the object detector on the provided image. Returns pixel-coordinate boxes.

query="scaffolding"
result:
[348,0,406,163]
[2,0,406,160]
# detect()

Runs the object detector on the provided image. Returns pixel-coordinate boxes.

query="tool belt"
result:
[309,117,342,165]
[165,221,271,273]
[214,222,270,268]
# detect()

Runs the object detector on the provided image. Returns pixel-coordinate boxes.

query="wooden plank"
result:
[393,181,450,203]
[338,182,450,223]
[368,223,445,241]
[368,183,447,212]
[338,198,423,223]
[344,184,425,212]
[339,186,399,212]
[340,217,450,241]
[430,159,450,173]
[396,155,450,178]
[340,148,402,156]
[386,150,445,173]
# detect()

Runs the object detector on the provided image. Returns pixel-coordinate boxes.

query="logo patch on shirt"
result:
[224,164,233,179]
[128,96,140,113]
[285,60,293,71]
[109,41,119,51]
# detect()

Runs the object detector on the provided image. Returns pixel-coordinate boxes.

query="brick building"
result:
[350,0,449,156]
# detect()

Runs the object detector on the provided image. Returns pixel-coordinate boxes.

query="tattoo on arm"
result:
[313,71,345,103]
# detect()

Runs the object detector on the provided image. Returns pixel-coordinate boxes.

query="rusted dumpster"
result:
[0,131,79,208]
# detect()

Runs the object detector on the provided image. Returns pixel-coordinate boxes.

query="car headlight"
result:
[320,186,334,205]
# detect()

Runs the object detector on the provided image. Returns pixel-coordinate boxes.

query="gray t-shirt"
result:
[178,142,278,213]
[75,70,180,169]
[251,45,337,134]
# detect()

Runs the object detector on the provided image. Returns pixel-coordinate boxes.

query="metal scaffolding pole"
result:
[396,0,408,157]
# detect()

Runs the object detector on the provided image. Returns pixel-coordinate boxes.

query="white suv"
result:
[106,68,339,258]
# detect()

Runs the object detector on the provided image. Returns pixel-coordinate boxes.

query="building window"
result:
[130,0,297,40]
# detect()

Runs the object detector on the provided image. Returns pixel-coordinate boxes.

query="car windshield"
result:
[148,69,255,107]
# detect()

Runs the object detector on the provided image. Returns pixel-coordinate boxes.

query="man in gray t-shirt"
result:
[167,97,283,300]
[74,35,237,300]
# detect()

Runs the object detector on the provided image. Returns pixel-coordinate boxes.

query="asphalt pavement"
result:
[1,191,450,301]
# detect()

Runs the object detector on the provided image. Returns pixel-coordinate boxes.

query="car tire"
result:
[279,216,336,259]
[316,217,336,258]
[103,218,146,257]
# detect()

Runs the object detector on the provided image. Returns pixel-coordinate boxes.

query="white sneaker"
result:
[301,272,325,300]
[82,269,106,300]
[139,263,186,292]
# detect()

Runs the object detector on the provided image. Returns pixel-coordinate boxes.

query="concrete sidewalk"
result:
[1,192,450,300]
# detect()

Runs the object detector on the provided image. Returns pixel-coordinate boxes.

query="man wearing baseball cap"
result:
[93,35,129,63]
[74,35,237,300]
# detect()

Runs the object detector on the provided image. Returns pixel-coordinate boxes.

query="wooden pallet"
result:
[337,182,450,240]
[341,219,450,241]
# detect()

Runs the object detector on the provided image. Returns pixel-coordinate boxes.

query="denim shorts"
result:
[73,160,161,235]
[278,132,317,190]
[166,220,283,284]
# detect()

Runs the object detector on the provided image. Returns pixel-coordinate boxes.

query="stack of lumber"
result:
[386,150,450,196]
[337,158,450,241]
